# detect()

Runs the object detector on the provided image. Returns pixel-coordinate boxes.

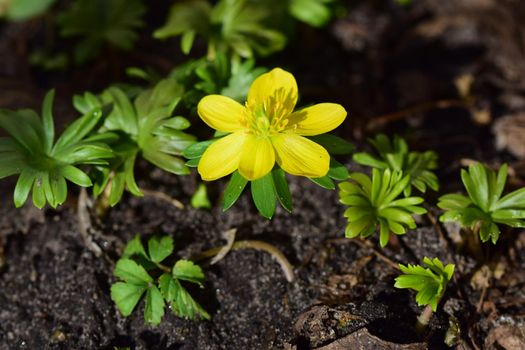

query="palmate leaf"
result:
[395,257,455,312]
[57,0,145,65]
[74,79,196,206]
[353,134,439,196]
[0,90,113,209]
[438,162,525,244]
[339,168,427,247]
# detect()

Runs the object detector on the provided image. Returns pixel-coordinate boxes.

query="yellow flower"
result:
[197,68,347,181]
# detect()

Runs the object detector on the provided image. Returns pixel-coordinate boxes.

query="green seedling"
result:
[395,257,454,329]
[73,79,196,206]
[0,90,113,208]
[338,168,427,247]
[154,0,286,60]
[438,162,525,244]
[57,0,145,65]
[353,134,439,196]
[111,235,210,325]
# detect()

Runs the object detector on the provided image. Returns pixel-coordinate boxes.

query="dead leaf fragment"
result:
[493,113,525,159]
[485,325,525,350]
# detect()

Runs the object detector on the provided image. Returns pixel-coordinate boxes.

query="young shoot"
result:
[338,168,427,247]
[353,134,439,196]
[438,162,525,244]
[184,67,350,218]
[0,90,113,208]
[395,257,455,329]
[111,235,210,325]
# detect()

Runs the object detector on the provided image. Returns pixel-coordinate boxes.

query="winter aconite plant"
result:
[353,134,439,196]
[111,235,210,325]
[395,257,454,329]
[185,67,349,218]
[0,90,113,208]
[338,169,427,247]
[438,162,525,244]
[74,79,196,206]
[57,0,145,65]
[395,257,454,312]
[154,0,286,60]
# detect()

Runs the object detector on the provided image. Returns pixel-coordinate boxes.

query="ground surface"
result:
[1,0,525,349]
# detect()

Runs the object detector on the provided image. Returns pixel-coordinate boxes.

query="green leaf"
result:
[309,134,353,155]
[114,258,152,285]
[159,273,179,302]
[144,285,165,325]
[223,171,248,211]
[191,183,211,209]
[148,236,174,264]
[111,282,146,317]
[5,0,56,21]
[183,140,214,159]
[172,283,210,320]
[13,170,35,208]
[172,260,205,286]
[60,165,92,187]
[327,158,349,180]
[272,168,293,213]
[41,90,55,153]
[309,175,335,190]
[251,173,276,219]
[289,0,333,27]
[122,234,148,259]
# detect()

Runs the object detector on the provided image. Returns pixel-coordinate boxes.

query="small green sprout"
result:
[395,257,455,312]
[111,235,210,325]
[353,134,439,196]
[438,162,525,244]
[73,79,196,206]
[338,168,427,247]
[0,90,113,208]
[154,0,286,60]
[57,0,145,65]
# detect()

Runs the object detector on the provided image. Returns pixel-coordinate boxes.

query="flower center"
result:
[245,96,293,137]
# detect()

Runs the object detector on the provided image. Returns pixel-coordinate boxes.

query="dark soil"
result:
[1,0,525,349]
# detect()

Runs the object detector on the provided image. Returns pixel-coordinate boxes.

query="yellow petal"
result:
[286,103,347,136]
[247,68,298,112]
[238,135,275,181]
[271,133,329,178]
[197,95,246,132]
[198,132,247,181]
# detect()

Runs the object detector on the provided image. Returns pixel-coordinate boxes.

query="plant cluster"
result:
[3,0,525,336]
[111,235,209,325]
